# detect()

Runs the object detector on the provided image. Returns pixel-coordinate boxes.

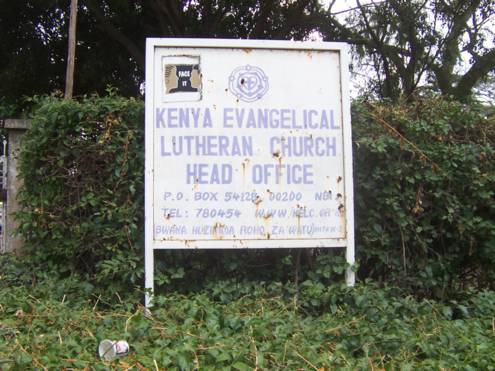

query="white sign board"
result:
[145,39,355,306]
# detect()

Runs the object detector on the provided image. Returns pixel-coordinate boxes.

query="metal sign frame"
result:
[145,38,355,307]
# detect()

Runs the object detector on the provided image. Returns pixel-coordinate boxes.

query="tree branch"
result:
[454,48,495,100]
[250,0,276,38]
[433,0,482,94]
[151,0,185,36]
[357,0,405,96]
[86,0,144,70]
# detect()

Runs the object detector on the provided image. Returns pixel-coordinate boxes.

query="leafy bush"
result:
[16,94,144,285]
[353,98,495,295]
[15,95,495,296]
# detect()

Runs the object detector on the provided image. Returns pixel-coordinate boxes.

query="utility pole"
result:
[64,0,78,99]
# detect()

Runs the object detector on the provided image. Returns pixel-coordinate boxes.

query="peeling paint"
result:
[184,240,198,248]
[272,149,283,167]
[212,222,226,240]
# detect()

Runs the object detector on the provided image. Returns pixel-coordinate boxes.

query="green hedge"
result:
[353,98,495,295]
[17,95,144,284]
[16,95,495,295]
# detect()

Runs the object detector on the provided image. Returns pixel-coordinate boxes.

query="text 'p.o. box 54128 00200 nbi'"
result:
[145,39,355,306]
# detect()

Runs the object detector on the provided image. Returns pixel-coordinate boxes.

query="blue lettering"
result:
[280,109,292,128]
[269,136,337,157]
[203,108,213,128]
[186,163,233,184]
[258,109,269,128]
[179,108,189,127]
[223,108,234,128]
[167,108,178,127]
[161,136,171,156]
[156,108,165,128]
[251,164,314,185]
[240,225,265,236]
[330,110,340,129]
[160,136,253,156]
[246,110,256,128]
[235,108,245,128]
[190,108,200,127]
[155,225,187,235]
[269,109,279,128]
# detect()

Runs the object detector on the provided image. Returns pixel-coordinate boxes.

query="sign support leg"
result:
[345,239,355,286]
[145,247,154,308]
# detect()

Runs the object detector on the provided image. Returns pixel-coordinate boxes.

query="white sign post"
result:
[145,39,355,307]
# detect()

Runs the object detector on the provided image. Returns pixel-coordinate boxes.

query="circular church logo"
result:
[229,65,269,102]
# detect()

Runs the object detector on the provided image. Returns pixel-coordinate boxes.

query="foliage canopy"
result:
[323,0,495,101]
[1,0,494,106]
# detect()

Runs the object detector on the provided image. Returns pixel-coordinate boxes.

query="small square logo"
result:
[162,56,201,102]
[164,64,200,94]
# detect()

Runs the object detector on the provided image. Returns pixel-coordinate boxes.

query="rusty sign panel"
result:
[145,39,355,305]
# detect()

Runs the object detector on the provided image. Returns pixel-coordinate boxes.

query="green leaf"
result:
[232,361,251,371]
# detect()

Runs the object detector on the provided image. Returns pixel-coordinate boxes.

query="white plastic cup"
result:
[98,339,129,361]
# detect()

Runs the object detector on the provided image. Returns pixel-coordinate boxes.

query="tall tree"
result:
[2,0,493,104]
[322,0,495,101]
[0,1,67,105]
[0,0,324,107]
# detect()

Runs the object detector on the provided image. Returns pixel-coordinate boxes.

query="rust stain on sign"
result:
[212,222,226,240]
[184,240,198,248]
[253,195,263,206]
[266,189,273,200]
[192,178,200,192]
[263,213,272,240]
[241,158,250,185]
[241,158,250,173]
[272,149,283,167]
[254,194,263,213]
